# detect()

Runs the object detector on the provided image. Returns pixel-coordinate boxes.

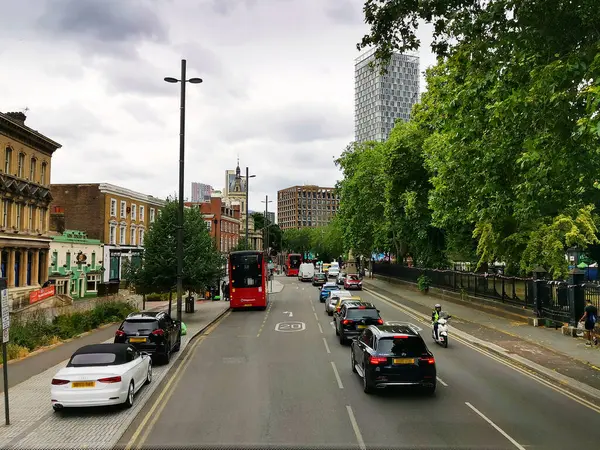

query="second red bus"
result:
[286,253,302,277]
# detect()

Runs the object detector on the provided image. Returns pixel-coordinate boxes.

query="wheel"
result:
[124,382,135,408]
[443,336,448,348]
[173,337,181,352]
[339,332,346,345]
[145,361,153,385]
[52,405,62,412]
[328,311,333,316]
[363,365,374,394]
[351,349,357,373]
[335,322,339,336]
[423,383,437,395]
[163,348,171,365]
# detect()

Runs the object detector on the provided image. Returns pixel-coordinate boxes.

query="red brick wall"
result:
[49,184,105,241]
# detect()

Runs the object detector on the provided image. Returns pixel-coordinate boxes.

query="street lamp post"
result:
[245,167,256,250]
[164,59,203,323]
[261,195,273,253]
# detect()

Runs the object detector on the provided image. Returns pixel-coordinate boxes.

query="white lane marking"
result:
[317,322,324,334]
[437,376,448,387]
[330,320,335,329]
[330,361,344,389]
[465,402,526,450]
[322,337,331,353]
[346,405,366,450]
[313,312,319,320]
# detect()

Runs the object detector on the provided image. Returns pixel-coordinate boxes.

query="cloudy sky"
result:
[0,0,435,213]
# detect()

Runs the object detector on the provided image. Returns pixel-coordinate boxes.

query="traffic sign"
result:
[1,288,9,331]
[2,328,8,344]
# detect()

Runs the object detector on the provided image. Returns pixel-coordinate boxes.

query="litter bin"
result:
[185,295,195,313]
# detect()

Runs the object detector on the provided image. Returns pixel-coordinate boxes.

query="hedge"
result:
[0,300,138,364]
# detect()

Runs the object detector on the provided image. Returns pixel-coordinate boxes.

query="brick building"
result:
[185,195,242,253]
[49,183,165,283]
[277,185,340,230]
[0,111,61,308]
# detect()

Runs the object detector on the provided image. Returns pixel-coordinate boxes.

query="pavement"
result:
[363,277,600,394]
[0,298,229,449]
[118,277,600,449]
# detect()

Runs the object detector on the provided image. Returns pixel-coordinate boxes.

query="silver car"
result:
[325,290,352,316]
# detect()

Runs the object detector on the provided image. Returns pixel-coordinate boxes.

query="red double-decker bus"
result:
[229,250,269,310]
[286,253,302,276]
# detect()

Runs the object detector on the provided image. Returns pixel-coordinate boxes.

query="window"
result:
[28,205,33,230]
[346,308,380,320]
[120,201,126,218]
[110,199,117,217]
[139,205,145,221]
[87,274,100,292]
[92,252,96,268]
[17,153,24,177]
[66,251,71,268]
[2,200,8,228]
[376,337,427,357]
[109,224,116,244]
[150,208,155,222]
[131,204,137,220]
[139,228,144,246]
[4,147,11,173]
[51,251,58,268]
[120,225,126,245]
[206,221,212,231]
[40,208,46,231]
[40,162,47,184]
[15,204,21,229]
[29,158,36,181]
[230,253,263,288]
[130,227,136,245]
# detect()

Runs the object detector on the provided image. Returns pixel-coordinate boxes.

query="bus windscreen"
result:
[231,254,263,288]
[289,255,301,269]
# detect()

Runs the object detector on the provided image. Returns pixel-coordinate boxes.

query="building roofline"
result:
[98,183,166,207]
[0,112,62,154]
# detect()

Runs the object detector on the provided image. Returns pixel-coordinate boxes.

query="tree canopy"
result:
[134,201,225,294]
[337,0,600,277]
[252,212,283,254]
[282,217,345,263]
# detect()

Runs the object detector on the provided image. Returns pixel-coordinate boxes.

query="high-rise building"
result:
[354,49,420,143]
[191,182,213,203]
[277,186,339,230]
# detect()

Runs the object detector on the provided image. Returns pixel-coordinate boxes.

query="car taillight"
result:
[420,357,435,364]
[151,329,164,336]
[376,318,384,325]
[394,335,409,339]
[98,376,122,383]
[369,356,388,365]
[342,319,353,325]
[51,378,69,385]
[115,330,125,337]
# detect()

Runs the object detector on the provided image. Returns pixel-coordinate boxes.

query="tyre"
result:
[145,362,153,385]
[423,383,436,396]
[363,366,374,394]
[173,337,181,352]
[351,350,357,373]
[163,348,171,365]
[124,382,135,408]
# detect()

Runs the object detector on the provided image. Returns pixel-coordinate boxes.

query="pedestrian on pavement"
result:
[580,299,598,346]
[223,281,230,301]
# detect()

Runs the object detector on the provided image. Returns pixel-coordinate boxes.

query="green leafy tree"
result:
[138,200,224,295]
[251,212,283,253]
[282,228,312,255]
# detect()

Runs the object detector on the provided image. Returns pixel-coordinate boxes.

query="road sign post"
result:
[0,278,9,425]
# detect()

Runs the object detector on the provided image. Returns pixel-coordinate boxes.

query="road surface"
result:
[120,277,600,449]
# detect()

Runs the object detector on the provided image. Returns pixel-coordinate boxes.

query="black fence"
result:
[372,263,596,325]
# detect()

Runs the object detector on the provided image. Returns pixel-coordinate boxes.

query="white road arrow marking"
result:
[283,311,293,317]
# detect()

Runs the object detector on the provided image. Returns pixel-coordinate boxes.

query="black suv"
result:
[335,301,383,344]
[350,324,436,394]
[114,311,181,364]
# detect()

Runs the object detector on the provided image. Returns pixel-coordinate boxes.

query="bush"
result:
[7,300,138,360]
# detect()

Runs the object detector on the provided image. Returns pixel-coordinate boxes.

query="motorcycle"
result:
[432,312,451,348]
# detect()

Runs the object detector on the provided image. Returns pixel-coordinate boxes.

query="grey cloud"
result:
[120,99,164,126]
[99,59,175,96]
[209,0,258,16]
[173,43,224,77]
[37,0,167,58]
[325,0,363,25]
[31,103,115,142]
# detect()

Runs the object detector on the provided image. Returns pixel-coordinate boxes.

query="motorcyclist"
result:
[432,304,442,340]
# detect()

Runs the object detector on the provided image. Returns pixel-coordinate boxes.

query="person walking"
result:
[580,299,598,346]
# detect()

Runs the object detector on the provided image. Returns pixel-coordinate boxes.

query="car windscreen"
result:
[316,273,327,279]
[122,320,158,334]
[376,337,427,357]
[346,308,379,320]
[68,353,117,367]
[231,253,263,288]
[348,275,360,281]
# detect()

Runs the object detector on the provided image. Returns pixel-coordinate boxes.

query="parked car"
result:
[51,343,152,411]
[114,311,181,364]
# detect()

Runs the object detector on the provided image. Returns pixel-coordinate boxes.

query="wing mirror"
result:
[377,309,380,313]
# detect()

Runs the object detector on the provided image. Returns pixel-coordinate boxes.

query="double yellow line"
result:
[124,310,231,450]
[364,288,600,414]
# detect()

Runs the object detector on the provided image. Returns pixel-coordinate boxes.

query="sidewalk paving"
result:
[0,299,229,449]
[364,278,600,395]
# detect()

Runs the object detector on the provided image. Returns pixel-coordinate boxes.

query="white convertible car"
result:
[51,343,152,411]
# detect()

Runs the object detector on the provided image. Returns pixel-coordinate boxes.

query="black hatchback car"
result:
[114,311,181,364]
[335,301,383,344]
[312,272,327,286]
[350,324,436,394]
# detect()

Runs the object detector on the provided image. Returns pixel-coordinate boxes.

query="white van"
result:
[328,262,340,278]
[298,263,315,282]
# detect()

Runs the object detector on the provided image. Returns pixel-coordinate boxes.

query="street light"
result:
[164,59,203,323]
[245,167,256,249]
[261,196,273,253]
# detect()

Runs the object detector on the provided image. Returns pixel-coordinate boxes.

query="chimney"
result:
[5,112,26,125]
[50,207,65,233]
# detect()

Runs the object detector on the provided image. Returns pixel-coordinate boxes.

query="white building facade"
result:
[354,49,420,143]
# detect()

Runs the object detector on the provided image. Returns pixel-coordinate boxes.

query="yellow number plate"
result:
[357,325,367,329]
[72,381,95,388]
[129,337,147,343]
[393,358,416,365]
